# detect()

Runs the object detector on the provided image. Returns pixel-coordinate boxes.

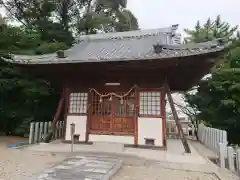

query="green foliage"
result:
[0,58,59,135]
[184,15,238,43]
[72,0,139,34]
[0,0,139,137]
[1,0,139,37]
[0,25,39,51]
[184,16,240,144]
[115,9,139,32]
[35,42,68,54]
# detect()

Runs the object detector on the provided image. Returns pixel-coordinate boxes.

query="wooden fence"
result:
[198,123,240,174]
[28,121,65,144]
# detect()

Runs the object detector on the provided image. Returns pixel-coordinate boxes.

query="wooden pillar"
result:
[161,91,167,149]
[64,87,70,138]
[52,89,65,133]
[165,83,191,153]
[134,85,139,145]
[86,91,91,142]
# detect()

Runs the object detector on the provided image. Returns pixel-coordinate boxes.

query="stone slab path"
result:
[27,155,122,180]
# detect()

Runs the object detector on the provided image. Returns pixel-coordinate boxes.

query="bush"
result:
[35,42,68,54]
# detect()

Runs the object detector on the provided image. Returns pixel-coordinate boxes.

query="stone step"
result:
[29,155,123,180]
[92,142,124,153]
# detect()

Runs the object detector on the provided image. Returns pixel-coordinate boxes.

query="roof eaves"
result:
[4,45,225,65]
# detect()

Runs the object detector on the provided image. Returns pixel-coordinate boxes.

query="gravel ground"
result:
[0,136,66,180]
[0,147,219,180]
[112,165,219,180]
[0,137,222,180]
[0,149,66,180]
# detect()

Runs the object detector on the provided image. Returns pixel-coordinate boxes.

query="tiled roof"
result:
[74,24,179,42]
[3,25,226,65]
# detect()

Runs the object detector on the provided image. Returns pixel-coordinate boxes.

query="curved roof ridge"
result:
[157,38,225,50]
[75,25,179,42]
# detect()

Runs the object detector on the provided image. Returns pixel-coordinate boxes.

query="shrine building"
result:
[3,25,226,150]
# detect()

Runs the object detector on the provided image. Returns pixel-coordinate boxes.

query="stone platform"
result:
[28,155,123,180]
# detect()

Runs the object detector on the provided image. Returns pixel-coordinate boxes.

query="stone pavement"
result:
[27,155,122,180]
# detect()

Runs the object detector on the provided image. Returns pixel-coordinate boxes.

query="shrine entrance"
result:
[88,87,136,136]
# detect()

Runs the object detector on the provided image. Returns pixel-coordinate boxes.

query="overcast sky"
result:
[1,0,239,37]
[127,0,240,37]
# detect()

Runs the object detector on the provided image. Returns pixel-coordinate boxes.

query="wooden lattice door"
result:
[89,89,136,136]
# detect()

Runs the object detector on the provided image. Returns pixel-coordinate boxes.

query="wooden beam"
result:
[52,89,65,133]
[63,87,70,138]
[134,85,139,145]
[161,91,167,149]
[165,83,191,153]
[86,91,91,142]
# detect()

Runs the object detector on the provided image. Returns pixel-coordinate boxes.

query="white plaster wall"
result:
[138,117,163,147]
[65,115,87,141]
[89,134,134,144]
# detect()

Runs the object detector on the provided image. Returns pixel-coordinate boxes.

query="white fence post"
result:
[203,126,207,144]
[216,129,219,153]
[222,131,227,143]
[29,122,35,144]
[210,128,213,150]
[236,149,240,173]
[60,121,64,138]
[34,122,39,143]
[44,122,48,135]
[28,121,58,144]
[227,146,235,172]
[198,123,228,155]
[197,124,240,173]
[54,121,58,139]
[39,122,44,141]
[48,121,52,133]
[219,143,226,168]
[207,127,210,148]
[214,129,217,151]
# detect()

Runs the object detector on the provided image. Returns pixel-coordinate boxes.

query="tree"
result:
[0,0,74,44]
[184,15,238,43]
[0,23,61,135]
[0,0,139,137]
[0,0,139,39]
[183,15,240,144]
[70,0,138,34]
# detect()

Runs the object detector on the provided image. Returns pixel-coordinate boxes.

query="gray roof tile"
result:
[3,26,227,65]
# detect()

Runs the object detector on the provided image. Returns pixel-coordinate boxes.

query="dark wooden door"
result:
[89,90,136,135]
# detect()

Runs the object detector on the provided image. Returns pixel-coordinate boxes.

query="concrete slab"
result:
[23,139,207,165]
[93,142,124,153]
[27,156,123,180]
